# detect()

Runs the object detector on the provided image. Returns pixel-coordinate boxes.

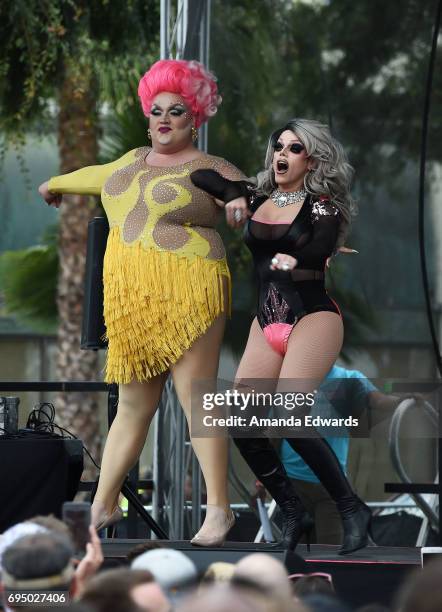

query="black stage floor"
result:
[101,540,420,608]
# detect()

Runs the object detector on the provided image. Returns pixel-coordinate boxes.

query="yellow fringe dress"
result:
[48,147,243,383]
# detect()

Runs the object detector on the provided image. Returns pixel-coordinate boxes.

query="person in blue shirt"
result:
[279,364,377,544]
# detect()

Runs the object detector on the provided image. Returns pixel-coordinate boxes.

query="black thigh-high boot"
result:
[284,434,372,554]
[233,436,313,550]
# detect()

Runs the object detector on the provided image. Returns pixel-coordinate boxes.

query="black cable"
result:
[56,426,101,471]
[26,402,101,470]
[419,0,442,377]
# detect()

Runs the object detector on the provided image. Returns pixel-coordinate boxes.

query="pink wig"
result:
[138,59,221,129]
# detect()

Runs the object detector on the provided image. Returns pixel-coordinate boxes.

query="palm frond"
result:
[0,226,58,332]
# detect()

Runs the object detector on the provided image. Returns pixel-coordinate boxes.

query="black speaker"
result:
[0,435,84,532]
[63,438,85,500]
[81,216,109,350]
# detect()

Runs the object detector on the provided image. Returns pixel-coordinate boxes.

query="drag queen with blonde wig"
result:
[39,59,246,546]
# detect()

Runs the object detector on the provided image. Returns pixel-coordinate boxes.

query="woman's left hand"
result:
[225,196,250,228]
[270,253,298,271]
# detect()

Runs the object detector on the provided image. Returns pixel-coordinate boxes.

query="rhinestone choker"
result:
[270,188,307,207]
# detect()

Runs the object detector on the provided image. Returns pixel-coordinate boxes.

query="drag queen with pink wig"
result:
[39,59,248,545]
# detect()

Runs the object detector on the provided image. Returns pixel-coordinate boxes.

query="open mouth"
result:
[159,127,171,133]
[276,159,289,173]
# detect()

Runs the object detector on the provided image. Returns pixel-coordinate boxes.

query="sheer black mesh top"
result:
[244,194,341,272]
[188,169,342,329]
[245,194,341,328]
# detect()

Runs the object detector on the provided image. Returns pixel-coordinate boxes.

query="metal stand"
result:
[153,378,203,540]
[385,386,442,544]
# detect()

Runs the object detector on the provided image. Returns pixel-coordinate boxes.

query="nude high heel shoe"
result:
[92,501,124,532]
[190,505,235,547]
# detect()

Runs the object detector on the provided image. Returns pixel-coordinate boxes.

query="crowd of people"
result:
[0,513,440,612]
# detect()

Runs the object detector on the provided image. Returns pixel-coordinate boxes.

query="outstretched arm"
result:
[39,150,136,207]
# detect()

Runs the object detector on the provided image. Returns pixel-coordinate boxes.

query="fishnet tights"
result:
[235,312,356,503]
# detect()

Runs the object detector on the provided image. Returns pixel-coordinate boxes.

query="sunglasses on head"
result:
[273,142,305,154]
[289,572,333,584]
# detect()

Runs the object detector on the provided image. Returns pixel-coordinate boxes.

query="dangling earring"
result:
[147,128,152,142]
[191,126,198,142]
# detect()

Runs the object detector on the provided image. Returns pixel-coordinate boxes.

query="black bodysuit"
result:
[190,169,342,355]
[245,193,341,354]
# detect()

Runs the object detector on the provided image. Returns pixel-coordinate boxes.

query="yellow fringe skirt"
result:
[102,228,231,383]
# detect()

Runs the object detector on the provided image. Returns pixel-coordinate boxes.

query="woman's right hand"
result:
[225,196,250,228]
[38,181,62,208]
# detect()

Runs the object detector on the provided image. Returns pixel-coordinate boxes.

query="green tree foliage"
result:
[0,226,58,331]
[0,0,160,139]
[320,0,441,178]
[210,0,441,177]
[209,0,285,175]
[101,88,148,162]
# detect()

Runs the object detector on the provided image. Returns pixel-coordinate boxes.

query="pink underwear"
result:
[263,322,294,356]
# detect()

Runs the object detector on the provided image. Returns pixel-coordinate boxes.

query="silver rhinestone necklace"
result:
[270,188,307,207]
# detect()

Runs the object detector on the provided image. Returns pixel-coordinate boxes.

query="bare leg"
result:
[171,304,235,545]
[92,372,168,526]
[171,312,228,508]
